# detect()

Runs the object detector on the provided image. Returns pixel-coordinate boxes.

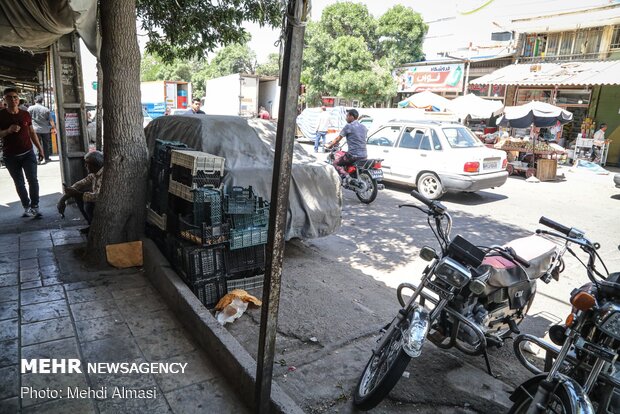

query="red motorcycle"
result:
[326,145,384,204]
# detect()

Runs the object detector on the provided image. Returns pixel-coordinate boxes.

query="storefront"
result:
[470,60,620,166]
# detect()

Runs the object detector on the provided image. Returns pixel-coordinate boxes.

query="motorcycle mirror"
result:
[420,246,438,262]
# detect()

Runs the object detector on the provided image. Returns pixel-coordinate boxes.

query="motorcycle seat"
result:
[483,235,558,288]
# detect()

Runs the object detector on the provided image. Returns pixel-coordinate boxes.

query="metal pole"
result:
[463,60,470,96]
[255,1,308,413]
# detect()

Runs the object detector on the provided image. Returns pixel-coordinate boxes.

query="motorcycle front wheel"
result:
[355,171,378,204]
[353,325,411,410]
[509,384,572,414]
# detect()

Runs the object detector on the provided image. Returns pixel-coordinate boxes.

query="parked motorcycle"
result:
[509,218,619,414]
[325,144,384,204]
[353,190,568,410]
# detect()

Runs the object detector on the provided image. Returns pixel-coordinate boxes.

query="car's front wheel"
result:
[416,173,444,200]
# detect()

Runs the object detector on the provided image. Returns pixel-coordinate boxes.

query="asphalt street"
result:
[2,150,619,413]
[228,145,620,413]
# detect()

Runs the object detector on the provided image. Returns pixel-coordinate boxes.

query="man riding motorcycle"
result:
[326,108,368,184]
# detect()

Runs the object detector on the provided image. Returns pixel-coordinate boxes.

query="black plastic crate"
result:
[150,158,171,188]
[178,215,230,246]
[190,275,226,309]
[182,245,225,282]
[154,140,189,164]
[145,223,166,253]
[224,186,257,214]
[171,165,222,189]
[149,187,170,216]
[168,182,222,225]
[224,245,266,275]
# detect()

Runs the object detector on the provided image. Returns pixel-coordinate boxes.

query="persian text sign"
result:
[396,64,464,93]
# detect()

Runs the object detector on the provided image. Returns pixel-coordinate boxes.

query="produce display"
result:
[496,138,557,153]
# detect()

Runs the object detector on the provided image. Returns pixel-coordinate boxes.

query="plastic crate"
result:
[150,158,171,187]
[168,181,222,225]
[226,274,264,294]
[182,245,225,282]
[224,245,266,275]
[154,140,189,164]
[149,187,170,216]
[178,215,230,246]
[224,186,258,214]
[229,201,269,229]
[171,165,222,189]
[170,150,225,175]
[190,276,226,309]
[146,207,167,230]
[229,227,268,250]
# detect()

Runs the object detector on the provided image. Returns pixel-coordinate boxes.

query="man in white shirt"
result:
[314,106,331,153]
[590,123,607,163]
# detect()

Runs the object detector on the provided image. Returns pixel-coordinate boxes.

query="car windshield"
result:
[441,127,482,148]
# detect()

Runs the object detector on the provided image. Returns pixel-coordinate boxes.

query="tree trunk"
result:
[88,0,148,264]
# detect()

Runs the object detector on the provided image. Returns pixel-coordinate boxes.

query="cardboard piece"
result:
[106,241,143,268]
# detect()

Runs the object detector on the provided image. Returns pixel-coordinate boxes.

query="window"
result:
[399,128,423,149]
[431,130,443,150]
[555,89,591,106]
[442,127,482,148]
[522,34,537,57]
[559,32,574,55]
[545,33,560,56]
[367,126,401,147]
[419,133,432,151]
[612,25,620,49]
[517,89,552,104]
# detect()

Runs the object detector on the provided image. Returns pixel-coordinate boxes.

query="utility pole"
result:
[255,1,309,413]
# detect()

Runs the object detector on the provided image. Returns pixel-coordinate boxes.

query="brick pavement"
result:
[0,228,248,414]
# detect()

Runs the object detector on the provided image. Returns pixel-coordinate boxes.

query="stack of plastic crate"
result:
[223,186,269,295]
[167,149,228,308]
[146,140,189,248]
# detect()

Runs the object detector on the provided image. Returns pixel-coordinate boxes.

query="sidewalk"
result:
[0,226,250,413]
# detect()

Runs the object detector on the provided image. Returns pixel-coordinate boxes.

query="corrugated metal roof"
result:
[505,4,620,34]
[470,61,620,86]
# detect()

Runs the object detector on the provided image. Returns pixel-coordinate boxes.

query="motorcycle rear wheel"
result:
[353,325,411,410]
[508,383,571,414]
[355,171,378,204]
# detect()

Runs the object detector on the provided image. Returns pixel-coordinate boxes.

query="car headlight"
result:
[596,303,620,340]
[434,257,471,288]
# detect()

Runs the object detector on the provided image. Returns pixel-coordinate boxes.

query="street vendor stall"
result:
[497,101,573,181]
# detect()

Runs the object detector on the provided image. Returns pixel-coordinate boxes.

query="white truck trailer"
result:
[203,73,280,118]
[141,81,192,118]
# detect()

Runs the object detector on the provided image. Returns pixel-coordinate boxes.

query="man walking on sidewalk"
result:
[314,106,331,153]
[28,95,56,164]
[0,87,45,218]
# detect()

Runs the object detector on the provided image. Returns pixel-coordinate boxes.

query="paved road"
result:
[229,148,620,413]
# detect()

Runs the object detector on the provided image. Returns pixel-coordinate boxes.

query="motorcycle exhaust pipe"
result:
[402,307,429,358]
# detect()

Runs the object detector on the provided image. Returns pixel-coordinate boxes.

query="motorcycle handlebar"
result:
[539,216,571,236]
[410,190,446,214]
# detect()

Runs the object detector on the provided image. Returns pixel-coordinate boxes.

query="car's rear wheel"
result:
[416,173,444,200]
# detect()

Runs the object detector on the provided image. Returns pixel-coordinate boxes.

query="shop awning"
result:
[470,61,620,87]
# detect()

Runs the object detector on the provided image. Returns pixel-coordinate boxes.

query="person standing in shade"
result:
[590,123,607,163]
[314,106,331,153]
[28,96,56,164]
[0,87,45,218]
[186,98,205,114]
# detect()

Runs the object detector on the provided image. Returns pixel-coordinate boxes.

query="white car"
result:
[365,120,508,199]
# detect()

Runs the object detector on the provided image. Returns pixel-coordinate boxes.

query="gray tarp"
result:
[144,115,343,240]
[0,0,98,55]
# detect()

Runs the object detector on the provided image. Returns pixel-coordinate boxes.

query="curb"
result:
[142,238,304,414]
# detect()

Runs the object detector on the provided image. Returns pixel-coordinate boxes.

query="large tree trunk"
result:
[88,0,148,264]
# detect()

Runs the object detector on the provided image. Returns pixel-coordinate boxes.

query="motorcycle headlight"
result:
[435,257,471,288]
[596,303,620,340]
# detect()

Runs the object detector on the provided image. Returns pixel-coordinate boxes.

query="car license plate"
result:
[483,161,498,170]
[369,169,383,180]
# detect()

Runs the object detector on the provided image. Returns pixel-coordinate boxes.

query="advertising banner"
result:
[396,64,464,93]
